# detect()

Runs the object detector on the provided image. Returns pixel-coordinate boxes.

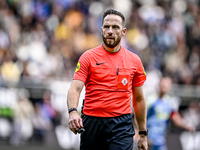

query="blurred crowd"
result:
[0,0,200,149]
[0,0,200,85]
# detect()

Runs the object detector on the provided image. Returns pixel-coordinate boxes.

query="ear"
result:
[101,27,103,35]
[122,28,127,36]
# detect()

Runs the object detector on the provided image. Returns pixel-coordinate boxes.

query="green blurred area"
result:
[0,107,13,117]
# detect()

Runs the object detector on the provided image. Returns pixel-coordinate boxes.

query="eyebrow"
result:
[103,25,120,28]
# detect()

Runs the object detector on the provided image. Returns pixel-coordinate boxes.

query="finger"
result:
[69,123,76,134]
[69,119,79,131]
[70,121,78,132]
[70,128,77,135]
[70,121,77,132]
[76,127,85,134]
[138,145,142,150]
[74,119,80,129]
[138,145,147,150]
[78,118,83,127]
[68,121,73,130]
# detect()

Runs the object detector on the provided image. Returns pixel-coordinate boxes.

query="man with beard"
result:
[67,9,148,150]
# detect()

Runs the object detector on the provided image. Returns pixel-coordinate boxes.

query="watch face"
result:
[139,130,148,135]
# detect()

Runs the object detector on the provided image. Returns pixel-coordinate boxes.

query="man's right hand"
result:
[68,111,83,134]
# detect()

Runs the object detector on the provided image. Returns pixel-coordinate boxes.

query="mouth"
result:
[107,37,114,40]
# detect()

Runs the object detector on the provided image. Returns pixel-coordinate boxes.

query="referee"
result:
[67,9,148,150]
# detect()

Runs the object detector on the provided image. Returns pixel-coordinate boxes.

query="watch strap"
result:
[139,129,148,136]
[69,108,77,113]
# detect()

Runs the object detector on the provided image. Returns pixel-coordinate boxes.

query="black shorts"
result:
[80,113,135,150]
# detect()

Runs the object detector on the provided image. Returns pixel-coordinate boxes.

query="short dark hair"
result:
[102,9,125,27]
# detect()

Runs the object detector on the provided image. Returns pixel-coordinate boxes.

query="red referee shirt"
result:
[73,45,146,117]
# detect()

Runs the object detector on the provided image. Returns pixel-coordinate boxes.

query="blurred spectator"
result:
[11,89,35,146]
[182,100,200,130]
[146,76,195,150]
[31,102,52,144]
[31,90,60,144]
[2,0,200,84]
[40,91,57,126]
[0,51,21,84]
[0,87,18,143]
[0,25,10,50]
[0,117,12,141]
[179,101,200,150]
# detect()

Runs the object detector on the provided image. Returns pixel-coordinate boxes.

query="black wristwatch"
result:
[139,129,148,136]
[69,108,77,113]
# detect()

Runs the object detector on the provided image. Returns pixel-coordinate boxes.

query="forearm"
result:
[67,80,84,110]
[172,113,194,131]
[67,80,84,134]
[67,88,80,109]
[133,98,147,131]
[133,89,148,150]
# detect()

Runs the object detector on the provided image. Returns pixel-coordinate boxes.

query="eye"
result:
[113,25,119,29]
[104,25,109,29]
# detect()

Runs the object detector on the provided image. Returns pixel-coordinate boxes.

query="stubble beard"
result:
[102,35,121,48]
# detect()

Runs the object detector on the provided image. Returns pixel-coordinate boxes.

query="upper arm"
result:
[170,111,179,121]
[69,79,85,94]
[132,55,146,87]
[73,52,90,83]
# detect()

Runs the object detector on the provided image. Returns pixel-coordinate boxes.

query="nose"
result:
[108,27,113,34]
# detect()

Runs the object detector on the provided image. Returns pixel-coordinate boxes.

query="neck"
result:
[102,43,121,53]
[159,92,165,98]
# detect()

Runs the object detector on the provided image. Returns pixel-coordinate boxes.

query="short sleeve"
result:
[73,51,90,83]
[132,56,146,86]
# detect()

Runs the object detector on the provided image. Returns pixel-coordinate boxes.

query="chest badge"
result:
[121,78,128,86]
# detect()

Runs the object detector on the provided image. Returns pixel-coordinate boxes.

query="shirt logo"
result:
[96,62,105,65]
[143,67,146,75]
[121,78,128,86]
[75,62,81,73]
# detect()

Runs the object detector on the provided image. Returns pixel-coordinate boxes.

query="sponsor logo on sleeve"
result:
[75,62,81,73]
[143,67,146,75]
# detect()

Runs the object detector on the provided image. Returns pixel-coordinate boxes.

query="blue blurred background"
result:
[0,0,200,150]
